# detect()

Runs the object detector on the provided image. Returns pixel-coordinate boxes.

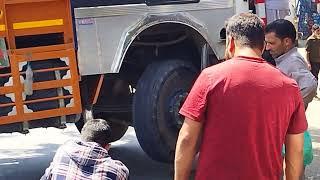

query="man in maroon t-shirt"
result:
[174,13,307,180]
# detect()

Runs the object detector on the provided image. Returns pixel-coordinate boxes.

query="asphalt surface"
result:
[0,125,172,180]
[0,94,319,180]
[305,98,320,179]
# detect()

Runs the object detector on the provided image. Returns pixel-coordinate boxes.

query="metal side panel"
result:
[74,0,234,75]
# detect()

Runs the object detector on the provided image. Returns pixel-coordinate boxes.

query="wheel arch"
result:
[112,12,220,73]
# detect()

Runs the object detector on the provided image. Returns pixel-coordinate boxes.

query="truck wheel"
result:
[75,116,128,142]
[133,60,198,162]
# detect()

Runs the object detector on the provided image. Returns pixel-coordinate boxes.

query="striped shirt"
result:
[275,47,318,99]
[41,140,129,180]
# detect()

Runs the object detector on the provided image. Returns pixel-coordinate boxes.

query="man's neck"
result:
[275,46,296,63]
[283,45,295,55]
[234,47,262,59]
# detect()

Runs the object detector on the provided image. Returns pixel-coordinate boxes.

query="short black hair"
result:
[265,19,296,43]
[81,119,112,147]
[225,13,265,50]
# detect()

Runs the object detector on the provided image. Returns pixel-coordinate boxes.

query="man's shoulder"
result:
[307,35,315,40]
[204,58,241,72]
[279,72,300,91]
[306,35,320,42]
[284,48,306,63]
[102,159,129,179]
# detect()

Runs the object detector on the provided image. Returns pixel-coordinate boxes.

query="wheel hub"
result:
[169,91,188,129]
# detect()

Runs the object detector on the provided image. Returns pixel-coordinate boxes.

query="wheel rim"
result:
[133,60,198,162]
[169,91,188,129]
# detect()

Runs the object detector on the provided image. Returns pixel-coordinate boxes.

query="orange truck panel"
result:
[0,0,82,126]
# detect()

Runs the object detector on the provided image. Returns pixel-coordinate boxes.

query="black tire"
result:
[75,116,128,142]
[133,60,198,162]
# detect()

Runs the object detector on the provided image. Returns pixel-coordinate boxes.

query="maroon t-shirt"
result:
[180,56,308,180]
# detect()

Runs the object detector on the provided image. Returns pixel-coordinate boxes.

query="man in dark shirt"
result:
[306,24,320,81]
[174,13,307,180]
[306,24,320,99]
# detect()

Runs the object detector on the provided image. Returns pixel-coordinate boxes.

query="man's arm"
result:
[305,39,312,70]
[174,118,202,180]
[306,52,311,70]
[40,162,53,180]
[113,160,129,180]
[284,133,304,180]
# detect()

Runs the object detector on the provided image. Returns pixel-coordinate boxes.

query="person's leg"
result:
[309,62,320,99]
[310,62,320,81]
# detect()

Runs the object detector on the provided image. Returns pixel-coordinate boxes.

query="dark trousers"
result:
[310,62,320,81]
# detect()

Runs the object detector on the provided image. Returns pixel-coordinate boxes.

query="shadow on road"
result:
[0,143,61,180]
[109,129,173,180]
[305,128,320,179]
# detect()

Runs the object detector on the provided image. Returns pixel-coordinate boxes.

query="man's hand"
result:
[307,62,311,71]
[305,52,311,70]
[285,133,304,180]
[174,118,202,180]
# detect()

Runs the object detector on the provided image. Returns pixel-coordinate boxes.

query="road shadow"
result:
[305,128,320,179]
[0,143,60,180]
[0,124,80,180]
[109,129,173,180]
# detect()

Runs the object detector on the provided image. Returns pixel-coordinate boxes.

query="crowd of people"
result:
[40,12,319,180]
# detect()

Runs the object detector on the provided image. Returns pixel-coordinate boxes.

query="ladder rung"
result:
[0,106,81,125]
[12,43,73,54]
[11,49,74,62]
[24,95,73,104]
[20,66,69,75]
[0,86,13,95]
[0,102,15,108]
[32,79,71,91]
[0,65,69,79]
[0,73,12,78]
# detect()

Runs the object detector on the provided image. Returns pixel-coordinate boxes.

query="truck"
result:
[0,0,261,162]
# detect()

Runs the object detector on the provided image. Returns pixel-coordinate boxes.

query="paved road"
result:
[0,98,319,180]
[305,98,320,179]
[0,125,172,180]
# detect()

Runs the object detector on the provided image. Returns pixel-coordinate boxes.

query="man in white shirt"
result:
[265,19,317,179]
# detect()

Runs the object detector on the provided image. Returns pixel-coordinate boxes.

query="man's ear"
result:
[262,41,266,53]
[104,144,111,150]
[284,37,293,47]
[228,36,235,54]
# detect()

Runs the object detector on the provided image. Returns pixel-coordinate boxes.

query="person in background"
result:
[265,19,318,179]
[175,13,307,180]
[41,119,129,180]
[265,0,290,23]
[306,24,320,99]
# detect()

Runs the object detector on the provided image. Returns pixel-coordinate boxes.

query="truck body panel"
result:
[74,0,233,75]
